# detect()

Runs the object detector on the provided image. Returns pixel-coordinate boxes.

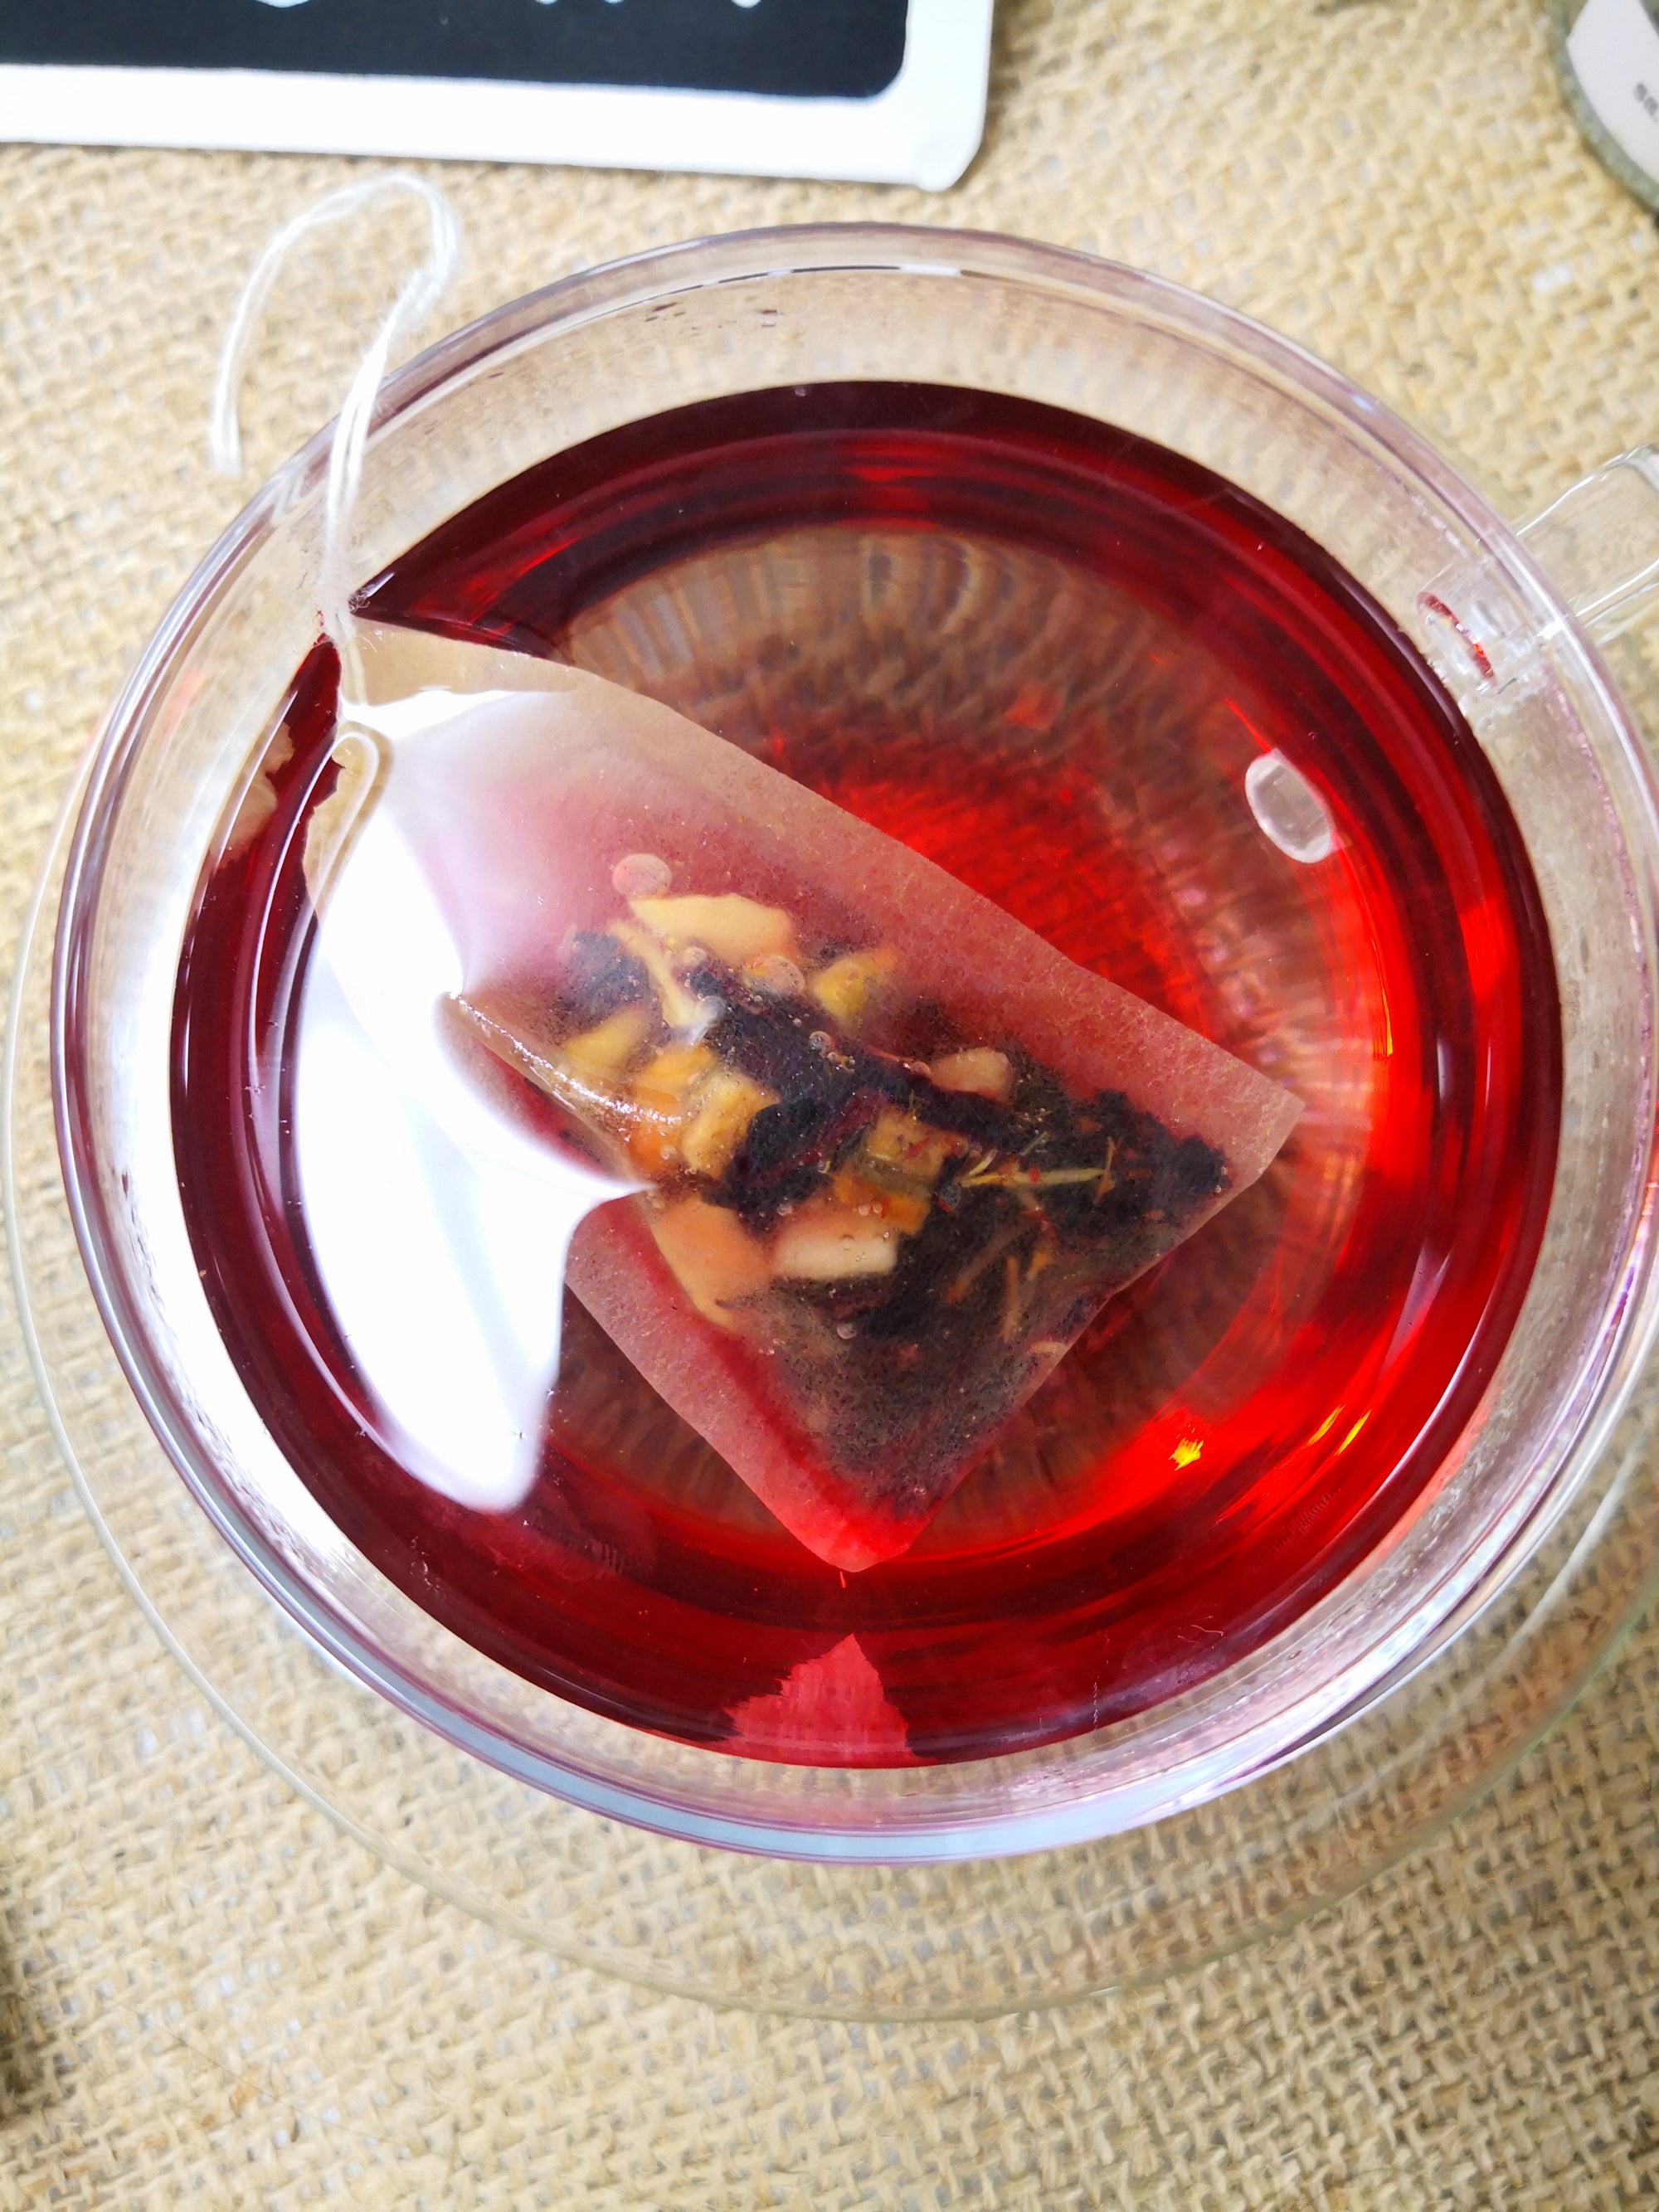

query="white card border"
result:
[0,0,991,190]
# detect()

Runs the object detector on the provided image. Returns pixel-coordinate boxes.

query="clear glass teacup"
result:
[35,225,1659,1873]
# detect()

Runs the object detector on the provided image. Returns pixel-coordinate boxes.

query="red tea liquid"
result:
[173,383,1561,1763]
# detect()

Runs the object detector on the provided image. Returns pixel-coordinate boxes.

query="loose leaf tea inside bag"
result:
[314,621,1301,1571]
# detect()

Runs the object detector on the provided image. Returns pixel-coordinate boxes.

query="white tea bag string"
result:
[208,173,461,700]
[209,192,639,1513]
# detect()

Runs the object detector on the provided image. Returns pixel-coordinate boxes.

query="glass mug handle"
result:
[1420,446,1659,698]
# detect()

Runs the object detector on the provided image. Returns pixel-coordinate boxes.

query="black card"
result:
[1,0,907,101]
[0,0,991,188]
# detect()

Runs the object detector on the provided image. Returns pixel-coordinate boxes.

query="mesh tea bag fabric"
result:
[306,620,1301,1569]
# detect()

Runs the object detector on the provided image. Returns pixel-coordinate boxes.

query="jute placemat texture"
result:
[5,0,1659,2201]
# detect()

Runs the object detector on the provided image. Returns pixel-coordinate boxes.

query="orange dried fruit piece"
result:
[828,1167,931,1237]
[630,892,795,968]
[772,1194,903,1283]
[679,1067,777,1181]
[563,1004,654,1083]
[928,1048,1014,1102]
[647,1197,772,1330]
[808,946,899,1030]
[861,1108,962,1187]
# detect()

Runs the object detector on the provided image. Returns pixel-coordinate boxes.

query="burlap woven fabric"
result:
[5,0,1659,2202]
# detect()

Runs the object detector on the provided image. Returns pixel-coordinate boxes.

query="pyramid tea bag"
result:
[317,622,1301,1571]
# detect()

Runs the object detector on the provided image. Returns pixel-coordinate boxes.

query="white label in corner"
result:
[0,0,992,191]
[1569,0,1659,182]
